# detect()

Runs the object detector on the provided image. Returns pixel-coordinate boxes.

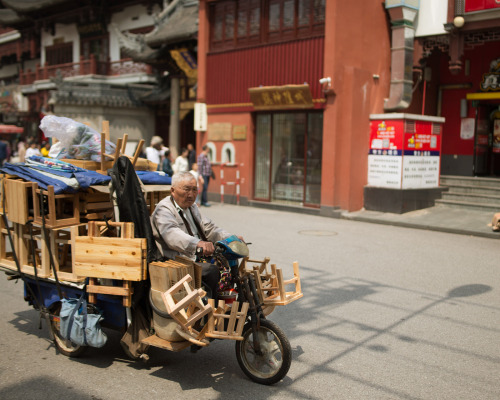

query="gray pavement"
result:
[0,203,499,399]
[341,205,500,240]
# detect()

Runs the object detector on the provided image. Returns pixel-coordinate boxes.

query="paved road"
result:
[0,203,499,399]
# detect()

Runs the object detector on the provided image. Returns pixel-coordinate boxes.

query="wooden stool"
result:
[252,262,303,306]
[161,274,212,347]
[205,299,249,341]
[32,184,80,229]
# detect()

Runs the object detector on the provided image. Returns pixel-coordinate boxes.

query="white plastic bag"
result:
[39,115,115,161]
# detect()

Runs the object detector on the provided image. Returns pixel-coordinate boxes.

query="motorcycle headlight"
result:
[228,240,249,257]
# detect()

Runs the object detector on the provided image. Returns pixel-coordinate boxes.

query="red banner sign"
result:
[465,0,500,12]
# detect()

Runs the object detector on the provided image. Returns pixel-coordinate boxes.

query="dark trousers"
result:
[201,175,211,205]
[201,262,220,299]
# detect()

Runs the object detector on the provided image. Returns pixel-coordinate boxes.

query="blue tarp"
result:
[1,156,111,194]
[135,170,172,185]
[1,156,169,194]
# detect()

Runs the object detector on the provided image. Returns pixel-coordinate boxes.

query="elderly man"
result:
[151,171,238,297]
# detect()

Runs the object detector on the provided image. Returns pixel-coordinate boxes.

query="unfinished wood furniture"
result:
[32,184,80,229]
[16,222,51,278]
[146,189,171,215]
[4,179,33,225]
[242,257,303,306]
[79,189,113,221]
[0,216,16,270]
[161,274,212,347]
[205,299,249,341]
[73,221,145,306]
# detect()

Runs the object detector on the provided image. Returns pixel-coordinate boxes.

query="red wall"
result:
[206,37,325,105]
[438,40,500,156]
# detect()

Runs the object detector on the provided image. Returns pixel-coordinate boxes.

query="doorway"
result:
[473,102,500,176]
[254,111,323,206]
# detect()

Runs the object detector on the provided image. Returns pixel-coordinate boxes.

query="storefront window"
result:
[254,114,272,199]
[254,112,322,206]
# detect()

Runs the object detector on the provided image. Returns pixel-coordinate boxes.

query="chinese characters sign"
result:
[368,115,443,189]
[248,85,314,110]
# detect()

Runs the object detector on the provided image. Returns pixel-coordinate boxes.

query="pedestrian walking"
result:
[197,145,213,207]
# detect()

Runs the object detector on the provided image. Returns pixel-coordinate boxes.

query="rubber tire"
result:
[50,303,87,358]
[235,319,292,385]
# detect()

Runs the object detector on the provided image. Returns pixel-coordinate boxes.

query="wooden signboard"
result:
[249,84,314,110]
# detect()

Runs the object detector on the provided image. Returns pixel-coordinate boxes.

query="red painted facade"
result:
[198,0,392,212]
[206,37,325,105]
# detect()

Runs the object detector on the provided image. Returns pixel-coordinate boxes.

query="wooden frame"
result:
[206,299,249,340]
[241,257,303,306]
[5,179,32,225]
[73,221,144,307]
[161,274,212,347]
[32,184,80,229]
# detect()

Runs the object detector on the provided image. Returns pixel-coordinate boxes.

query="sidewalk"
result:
[341,205,500,239]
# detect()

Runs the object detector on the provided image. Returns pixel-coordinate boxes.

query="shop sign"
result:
[248,85,314,110]
[480,57,500,91]
[77,21,106,38]
[465,0,500,12]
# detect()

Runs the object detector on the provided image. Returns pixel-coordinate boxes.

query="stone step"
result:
[435,199,500,213]
[443,184,500,196]
[440,175,500,189]
[441,192,500,205]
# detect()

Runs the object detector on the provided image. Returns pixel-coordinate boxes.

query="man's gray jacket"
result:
[151,196,231,260]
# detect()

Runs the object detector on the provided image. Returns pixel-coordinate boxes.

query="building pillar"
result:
[169,76,180,158]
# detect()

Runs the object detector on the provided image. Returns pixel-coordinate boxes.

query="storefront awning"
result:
[466,92,500,100]
[0,124,23,134]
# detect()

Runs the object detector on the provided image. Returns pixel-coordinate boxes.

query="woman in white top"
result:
[173,147,189,174]
[25,142,42,159]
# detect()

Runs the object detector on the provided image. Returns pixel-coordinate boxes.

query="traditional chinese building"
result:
[409,0,500,178]
[196,0,500,214]
[195,0,392,213]
[0,0,199,154]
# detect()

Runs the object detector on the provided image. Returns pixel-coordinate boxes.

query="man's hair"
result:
[172,171,196,188]
[202,145,208,151]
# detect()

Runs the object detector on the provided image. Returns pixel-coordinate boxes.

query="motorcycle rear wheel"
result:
[235,319,291,385]
[49,303,87,357]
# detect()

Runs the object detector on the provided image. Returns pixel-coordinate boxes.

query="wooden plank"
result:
[86,284,132,296]
[73,236,146,280]
[140,335,191,352]
[5,180,31,224]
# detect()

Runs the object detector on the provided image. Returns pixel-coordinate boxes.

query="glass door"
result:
[473,104,490,176]
[254,112,322,206]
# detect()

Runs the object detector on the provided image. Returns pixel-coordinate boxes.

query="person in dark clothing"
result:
[187,143,196,170]
[161,149,174,176]
[0,141,7,166]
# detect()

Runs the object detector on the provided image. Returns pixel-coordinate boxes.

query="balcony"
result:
[19,54,153,85]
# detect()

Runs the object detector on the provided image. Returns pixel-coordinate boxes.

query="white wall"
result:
[40,23,80,66]
[109,4,160,61]
[415,0,448,37]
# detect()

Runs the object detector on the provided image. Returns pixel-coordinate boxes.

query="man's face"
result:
[171,178,198,209]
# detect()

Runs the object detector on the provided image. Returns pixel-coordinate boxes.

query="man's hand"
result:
[196,241,215,256]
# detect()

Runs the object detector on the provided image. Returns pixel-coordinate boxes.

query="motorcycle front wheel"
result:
[49,303,87,357]
[235,319,291,385]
